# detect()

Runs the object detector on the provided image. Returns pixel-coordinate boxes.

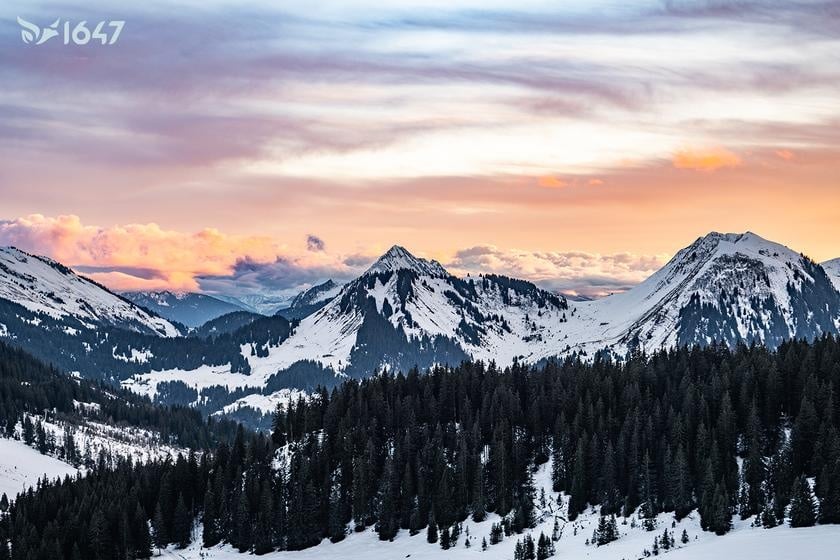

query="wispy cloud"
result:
[448,245,668,298]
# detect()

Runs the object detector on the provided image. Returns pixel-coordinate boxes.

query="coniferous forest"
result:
[3,336,840,559]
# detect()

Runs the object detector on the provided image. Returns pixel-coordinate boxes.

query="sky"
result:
[1,0,839,300]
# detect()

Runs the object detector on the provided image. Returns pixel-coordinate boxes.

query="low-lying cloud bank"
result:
[0,214,666,300]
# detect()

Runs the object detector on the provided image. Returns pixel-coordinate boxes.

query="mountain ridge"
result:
[4,232,840,416]
[122,290,248,328]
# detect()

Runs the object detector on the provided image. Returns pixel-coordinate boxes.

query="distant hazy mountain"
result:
[276,279,343,320]
[213,293,292,316]
[122,291,247,328]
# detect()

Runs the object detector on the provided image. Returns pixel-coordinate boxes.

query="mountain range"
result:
[121,290,250,328]
[2,232,840,416]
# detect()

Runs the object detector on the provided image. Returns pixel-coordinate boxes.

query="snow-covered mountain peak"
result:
[576,230,840,353]
[289,279,341,309]
[0,246,180,336]
[364,245,448,277]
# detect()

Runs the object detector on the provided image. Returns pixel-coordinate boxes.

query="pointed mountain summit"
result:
[364,245,448,277]
[569,230,840,353]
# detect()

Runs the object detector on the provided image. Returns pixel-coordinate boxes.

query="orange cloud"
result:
[538,175,568,188]
[775,149,795,161]
[672,147,742,171]
[0,214,349,292]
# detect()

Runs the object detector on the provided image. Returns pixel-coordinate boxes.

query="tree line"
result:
[2,336,840,559]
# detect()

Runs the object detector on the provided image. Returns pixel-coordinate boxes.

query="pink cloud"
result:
[0,214,351,292]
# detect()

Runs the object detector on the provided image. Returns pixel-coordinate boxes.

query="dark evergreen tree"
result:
[789,475,817,527]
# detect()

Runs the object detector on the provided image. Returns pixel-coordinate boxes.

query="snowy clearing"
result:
[0,437,77,500]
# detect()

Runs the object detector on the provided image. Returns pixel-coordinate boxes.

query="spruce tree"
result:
[788,475,817,527]
[173,495,192,549]
[426,511,438,543]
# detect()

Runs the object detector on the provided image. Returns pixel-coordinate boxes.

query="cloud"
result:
[672,147,742,171]
[307,234,326,252]
[448,245,668,298]
[538,176,568,189]
[0,214,674,299]
[0,214,354,293]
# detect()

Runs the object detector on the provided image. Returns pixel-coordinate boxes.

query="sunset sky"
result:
[1,1,839,299]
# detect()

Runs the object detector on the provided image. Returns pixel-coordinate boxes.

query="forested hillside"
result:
[3,336,840,559]
[0,341,241,457]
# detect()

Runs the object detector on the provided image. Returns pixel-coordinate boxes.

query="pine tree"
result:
[536,532,555,560]
[595,514,619,545]
[788,475,817,527]
[709,482,731,535]
[439,525,451,549]
[89,507,111,560]
[426,512,438,543]
[152,501,167,549]
[818,463,840,524]
[640,451,657,531]
[328,472,347,543]
[173,494,192,549]
[567,438,588,520]
[133,503,152,559]
[203,487,220,548]
[254,481,275,554]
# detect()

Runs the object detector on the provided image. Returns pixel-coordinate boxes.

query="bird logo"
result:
[17,17,60,45]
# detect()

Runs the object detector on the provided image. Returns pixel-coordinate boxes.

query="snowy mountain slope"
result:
[270,235,840,375]
[125,246,570,399]
[289,279,342,309]
[560,232,840,356]
[122,235,840,406]
[824,258,840,292]
[8,234,840,413]
[122,290,248,328]
[0,247,179,336]
[0,437,77,500]
[157,460,840,560]
[277,279,343,320]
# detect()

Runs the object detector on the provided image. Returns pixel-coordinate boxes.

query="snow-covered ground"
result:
[218,388,309,415]
[0,437,77,500]
[157,461,840,560]
[24,412,189,466]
